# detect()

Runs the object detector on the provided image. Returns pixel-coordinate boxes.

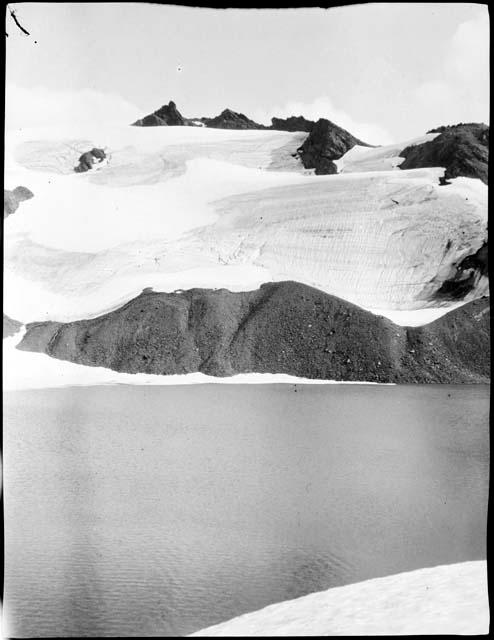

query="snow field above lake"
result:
[4,125,488,326]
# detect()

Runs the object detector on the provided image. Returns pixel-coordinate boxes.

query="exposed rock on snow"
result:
[435,241,488,301]
[3,313,22,338]
[399,123,489,184]
[189,561,488,636]
[4,185,34,218]
[132,100,186,127]
[17,282,490,383]
[74,147,107,173]
[297,118,371,175]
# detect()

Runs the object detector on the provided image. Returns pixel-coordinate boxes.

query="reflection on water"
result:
[3,384,489,637]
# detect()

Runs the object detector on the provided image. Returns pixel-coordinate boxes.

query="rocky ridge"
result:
[399,123,489,184]
[197,109,267,130]
[17,281,490,383]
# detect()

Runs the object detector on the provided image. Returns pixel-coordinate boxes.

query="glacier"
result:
[4,125,488,329]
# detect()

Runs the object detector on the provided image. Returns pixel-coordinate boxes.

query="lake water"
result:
[3,384,489,637]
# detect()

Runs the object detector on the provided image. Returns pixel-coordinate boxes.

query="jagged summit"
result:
[270,115,315,132]
[132,100,186,127]
[188,108,267,130]
[297,118,372,175]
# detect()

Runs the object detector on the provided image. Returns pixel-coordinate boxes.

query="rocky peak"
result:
[132,100,185,127]
[297,118,371,175]
[270,115,315,132]
[201,108,266,130]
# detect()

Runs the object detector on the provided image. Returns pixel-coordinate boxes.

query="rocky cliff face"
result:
[17,282,490,383]
[399,123,489,184]
[132,100,186,126]
[4,186,34,218]
[297,119,371,174]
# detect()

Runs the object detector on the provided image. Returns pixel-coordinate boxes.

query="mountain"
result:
[399,123,489,184]
[296,118,372,174]
[198,108,267,130]
[270,116,315,132]
[17,282,490,383]
[132,100,186,126]
[4,186,34,218]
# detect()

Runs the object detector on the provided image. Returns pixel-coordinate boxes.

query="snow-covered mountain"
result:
[3,114,489,387]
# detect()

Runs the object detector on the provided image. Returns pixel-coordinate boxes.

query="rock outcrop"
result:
[17,282,490,383]
[297,119,372,174]
[4,186,34,218]
[399,123,489,184]
[270,116,315,132]
[74,148,107,173]
[3,313,22,338]
[436,242,488,301]
[199,109,267,130]
[3,187,34,218]
[132,100,186,127]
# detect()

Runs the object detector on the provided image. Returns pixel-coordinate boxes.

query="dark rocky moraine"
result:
[17,281,490,383]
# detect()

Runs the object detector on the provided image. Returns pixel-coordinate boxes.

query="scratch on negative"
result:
[9,8,30,36]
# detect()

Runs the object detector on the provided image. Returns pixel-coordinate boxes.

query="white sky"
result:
[5,3,490,143]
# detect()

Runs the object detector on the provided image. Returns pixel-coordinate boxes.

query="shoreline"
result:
[189,561,489,636]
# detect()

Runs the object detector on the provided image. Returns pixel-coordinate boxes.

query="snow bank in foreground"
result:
[190,561,488,636]
[3,329,391,391]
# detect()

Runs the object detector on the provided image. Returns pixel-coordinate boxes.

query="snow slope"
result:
[334,133,440,173]
[3,328,392,391]
[4,126,488,326]
[190,561,489,636]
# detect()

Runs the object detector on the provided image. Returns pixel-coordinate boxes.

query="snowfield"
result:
[4,125,488,328]
[189,561,489,636]
[333,133,440,173]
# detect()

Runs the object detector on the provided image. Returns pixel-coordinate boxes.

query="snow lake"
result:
[3,383,489,636]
